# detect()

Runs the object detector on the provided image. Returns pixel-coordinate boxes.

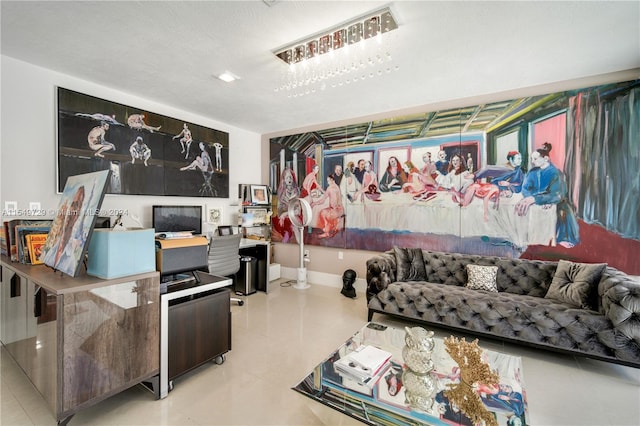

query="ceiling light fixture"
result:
[272,6,399,98]
[218,72,238,83]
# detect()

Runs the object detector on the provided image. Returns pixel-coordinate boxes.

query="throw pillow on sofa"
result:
[545,259,607,310]
[393,247,427,281]
[466,265,498,292]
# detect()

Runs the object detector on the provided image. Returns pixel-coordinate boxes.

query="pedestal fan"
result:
[287,197,313,289]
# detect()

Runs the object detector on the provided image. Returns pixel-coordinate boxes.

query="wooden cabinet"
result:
[158,271,232,398]
[0,257,160,424]
[167,288,231,380]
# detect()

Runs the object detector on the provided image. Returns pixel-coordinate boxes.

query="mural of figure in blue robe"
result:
[475,150,525,196]
[515,142,579,248]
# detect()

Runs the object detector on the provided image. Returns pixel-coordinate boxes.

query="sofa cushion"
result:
[545,260,607,310]
[466,265,498,292]
[393,247,427,281]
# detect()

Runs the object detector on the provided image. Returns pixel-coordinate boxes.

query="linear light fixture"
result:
[217,72,238,83]
[273,6,398,65]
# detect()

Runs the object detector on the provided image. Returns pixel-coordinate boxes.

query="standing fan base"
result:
[294,267,310,289]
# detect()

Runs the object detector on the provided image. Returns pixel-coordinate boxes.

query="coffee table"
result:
[293,322,529,426]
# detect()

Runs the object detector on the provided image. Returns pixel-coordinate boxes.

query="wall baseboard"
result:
[268,263,281,281]
[280,266,366,290]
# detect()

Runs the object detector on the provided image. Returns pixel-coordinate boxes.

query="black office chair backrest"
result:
[207,233,242,277]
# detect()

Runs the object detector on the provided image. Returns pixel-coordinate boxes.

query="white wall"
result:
[0,56,261,233]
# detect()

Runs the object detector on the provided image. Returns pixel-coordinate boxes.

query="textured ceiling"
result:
[1,1,639,136]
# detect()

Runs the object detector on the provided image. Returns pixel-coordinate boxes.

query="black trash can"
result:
[236,256,257,295]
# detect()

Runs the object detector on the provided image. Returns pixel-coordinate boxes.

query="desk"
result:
[239,238,270,293]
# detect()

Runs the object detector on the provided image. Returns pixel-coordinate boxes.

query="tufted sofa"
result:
[366,249,640,368]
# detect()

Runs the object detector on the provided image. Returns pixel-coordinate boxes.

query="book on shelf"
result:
[15,224,51,264]
[26,233,48,265]
[0,224,6,256]
[333,345,392,382]
[7,219,22,261]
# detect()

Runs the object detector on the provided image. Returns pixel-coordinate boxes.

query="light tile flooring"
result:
[2,279,639,425]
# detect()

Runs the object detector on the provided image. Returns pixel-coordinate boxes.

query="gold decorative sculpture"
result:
[443,336,500,426]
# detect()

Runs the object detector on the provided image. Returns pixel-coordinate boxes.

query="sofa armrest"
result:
[602,277,640,341]
[366,251,396,302]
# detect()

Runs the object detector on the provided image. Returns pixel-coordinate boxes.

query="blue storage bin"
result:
[87,228,156,279]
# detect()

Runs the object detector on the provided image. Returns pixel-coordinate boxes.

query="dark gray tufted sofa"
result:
[366,250,640,368]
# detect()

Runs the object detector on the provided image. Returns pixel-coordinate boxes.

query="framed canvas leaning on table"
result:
[41,170,111,277]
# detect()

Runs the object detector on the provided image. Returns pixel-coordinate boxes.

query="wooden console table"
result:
[0,256,160,425]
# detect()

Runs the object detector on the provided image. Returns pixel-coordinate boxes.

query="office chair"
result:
[207,232,244,306]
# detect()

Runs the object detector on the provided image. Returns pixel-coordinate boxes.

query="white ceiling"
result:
[1,1,638,136]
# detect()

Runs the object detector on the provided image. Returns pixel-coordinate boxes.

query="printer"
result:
[155,236,209,278]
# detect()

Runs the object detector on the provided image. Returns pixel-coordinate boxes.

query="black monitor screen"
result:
[94,216,111,228]
[152,205,202,235]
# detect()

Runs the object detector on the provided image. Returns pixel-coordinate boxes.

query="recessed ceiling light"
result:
[218,72,238,83]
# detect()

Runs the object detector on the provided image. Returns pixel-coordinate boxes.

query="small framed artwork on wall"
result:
[250,185,269,205]
[207,206,223,225]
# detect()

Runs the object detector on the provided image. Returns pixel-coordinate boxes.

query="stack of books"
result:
[3,219,52,264]
[334,345,392,385]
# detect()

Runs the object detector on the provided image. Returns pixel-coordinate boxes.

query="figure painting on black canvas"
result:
[57,87,229,198]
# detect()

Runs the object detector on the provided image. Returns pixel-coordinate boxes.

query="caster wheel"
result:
[238,300,244,306]
[214,354,225,365]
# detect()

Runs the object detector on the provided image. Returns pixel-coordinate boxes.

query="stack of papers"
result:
[334,345,392,383]
[155,231,194,239]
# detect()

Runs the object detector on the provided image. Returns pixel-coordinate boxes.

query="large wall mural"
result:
[57,87,229,198]
[270,80,640,274]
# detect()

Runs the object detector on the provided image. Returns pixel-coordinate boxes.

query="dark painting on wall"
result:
[41,170,111,277]
[270,79,640,274]
[57,87,229,198]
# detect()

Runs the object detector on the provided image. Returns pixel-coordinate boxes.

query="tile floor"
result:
[1,279,639,425]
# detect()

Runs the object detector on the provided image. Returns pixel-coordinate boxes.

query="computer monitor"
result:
[152,205,202,235]
[94,216,111,229]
